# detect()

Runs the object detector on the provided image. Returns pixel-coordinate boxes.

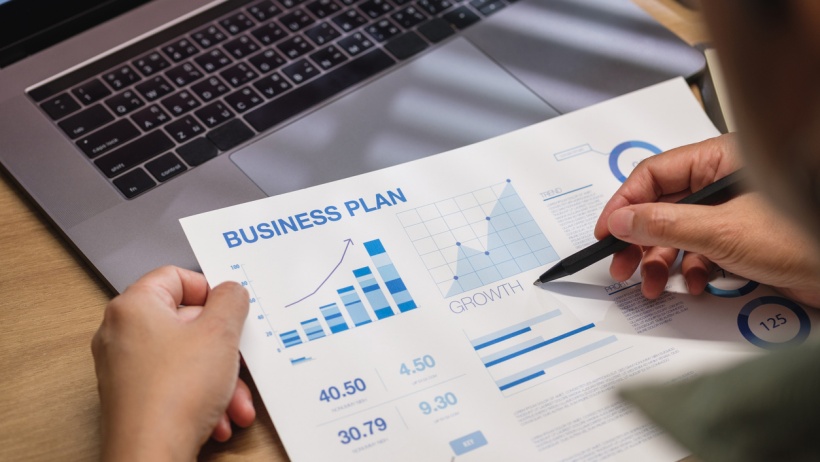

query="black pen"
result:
[533,169,748,285]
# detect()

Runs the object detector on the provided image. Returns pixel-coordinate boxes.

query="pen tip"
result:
[533,279,541,286]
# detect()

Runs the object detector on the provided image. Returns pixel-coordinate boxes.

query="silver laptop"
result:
[0,0,704,292]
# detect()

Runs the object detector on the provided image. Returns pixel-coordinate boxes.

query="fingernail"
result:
[609,209,635,238]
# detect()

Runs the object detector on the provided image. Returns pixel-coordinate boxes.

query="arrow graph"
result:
[285,238,355,308]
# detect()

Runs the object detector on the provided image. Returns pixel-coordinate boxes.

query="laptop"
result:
[0,0,704,293]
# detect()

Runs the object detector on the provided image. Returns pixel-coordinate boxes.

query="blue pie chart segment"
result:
[737,296,810,349]
[609,141,662,183]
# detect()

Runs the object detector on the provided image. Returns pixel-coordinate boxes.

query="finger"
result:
[609,244,643,281]
[681,252,713,295]
[126,266,210,309]
[211,413,232,443]
[640,246,679,298]
[594,135,741,239]
[177,305,204,322]
[199,281,250,341]
[227,378,256,428]
[606,202,728,257]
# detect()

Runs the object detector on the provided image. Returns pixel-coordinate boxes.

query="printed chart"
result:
[466,310,625,396]
[273,239,417,350]
[397,180,558,297]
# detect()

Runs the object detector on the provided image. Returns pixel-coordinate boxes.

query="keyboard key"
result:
[113,168,156,198]
[131,105,171,131]
[305,22,341,46]
[165,62,203,87]
[337,32,374,56]
[94,130,174,178]
[417,0,454,14]
[220,13,256,35]
[385,31,428,60]
[146,153,188,182]
[105,89,144,116]
[41,93,80,120]
[245,49,394,132]
[73,79,112,105]
[224,35,261,59]
[191,25,227,49]
[391,6,427,28]
[165,115,205,143]
[247,0,282,21]
[135,76,175,102]
[277,0,307,9]
[102,66,141,91]
[76,119,140,158]
[163,38,200,62]
[365,19,401,42]
[161,90,201,116]
[220,62,259,87]
[177,137,219,166]
[417,17,455,42]
[359,0,393,19]
[282,59,320,84]
[280,9,315,32]
[307,0,341,18]
[195,101,235,128]
[207,119,255,150]
[195,49,233,73]
[443,6,479,29]
[191,76,231,102]
[132,52,171,76]
[311,45,347,70]
[225,87,265,112]
[253,72,293,98]
[58,105,114,139]
[251,22,287,45]
[248,49,286,73]
[277,36,315,59]
[471,0,504,15]
[332,9,368,32]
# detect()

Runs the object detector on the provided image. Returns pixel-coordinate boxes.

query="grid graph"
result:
[397,180,558,297]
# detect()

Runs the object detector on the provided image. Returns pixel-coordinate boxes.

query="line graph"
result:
[398,180,558,297]
[285,238,354,308]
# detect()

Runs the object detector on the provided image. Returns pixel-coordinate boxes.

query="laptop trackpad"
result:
[231,37,560,197]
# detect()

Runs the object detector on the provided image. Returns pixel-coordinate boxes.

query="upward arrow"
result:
[285,238,355,308]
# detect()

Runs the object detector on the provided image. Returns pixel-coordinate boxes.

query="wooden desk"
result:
[0,2,706,460]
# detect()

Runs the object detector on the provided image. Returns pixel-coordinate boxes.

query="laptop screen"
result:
[0,0,153,67]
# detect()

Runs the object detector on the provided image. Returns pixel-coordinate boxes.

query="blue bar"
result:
[337,286,371,326]
[290,356,313,365]
[471,310,561,350]
[300,318,326,341]
[499,371,545,391]
[449,431,488,456]
[364,239,417,313]
[485,323,595,367]
[495,335,618,390]
[481,336,544,365]
[280,330,302,348]
[353,266,394,320]
[319,303,349,333]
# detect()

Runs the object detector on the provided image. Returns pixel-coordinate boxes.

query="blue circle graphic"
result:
[705,280,759,298]
[737,296,810,349]
[609,141,662,183]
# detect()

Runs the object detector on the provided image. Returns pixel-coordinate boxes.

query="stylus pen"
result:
[533,169,748,285]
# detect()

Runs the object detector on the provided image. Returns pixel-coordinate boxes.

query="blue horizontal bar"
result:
[499,370,545,391]
[471,310,561,349]
[474,327,531,351]
[542,184,593,202]
[485,323,595,367]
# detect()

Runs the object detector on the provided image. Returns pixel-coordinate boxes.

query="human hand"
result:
[594,134,820,307]
[92,266,255,461]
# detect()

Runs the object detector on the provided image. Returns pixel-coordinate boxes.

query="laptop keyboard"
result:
[28,0,507,199]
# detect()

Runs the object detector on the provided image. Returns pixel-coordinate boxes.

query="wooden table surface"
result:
[0,2,706,460]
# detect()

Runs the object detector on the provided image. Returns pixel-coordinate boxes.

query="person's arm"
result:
[92,266,255,461]
[594,133,820,307]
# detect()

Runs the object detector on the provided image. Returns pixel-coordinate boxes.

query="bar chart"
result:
[467,310,622,394]
[277,238,417,350]
[397,180,559,297]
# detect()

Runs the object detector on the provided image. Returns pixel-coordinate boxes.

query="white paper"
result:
[181,78,819,461]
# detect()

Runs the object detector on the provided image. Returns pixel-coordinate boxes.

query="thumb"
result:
[607,202,726,257]
[199,281,250,341]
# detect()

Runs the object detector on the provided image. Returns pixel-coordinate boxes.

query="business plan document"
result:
[181,78,819,461]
